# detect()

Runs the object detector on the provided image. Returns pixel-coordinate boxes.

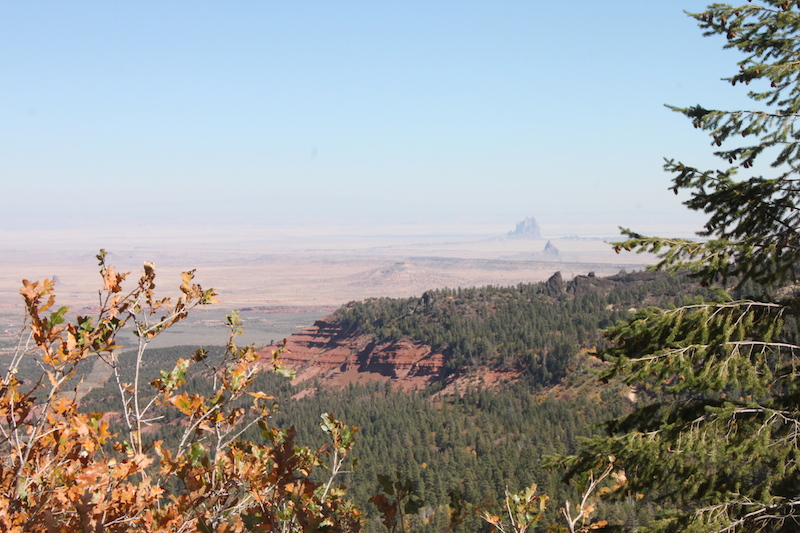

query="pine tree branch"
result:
[702,497,800,533]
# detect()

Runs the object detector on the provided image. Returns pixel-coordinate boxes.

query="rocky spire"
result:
[507,216,542,239]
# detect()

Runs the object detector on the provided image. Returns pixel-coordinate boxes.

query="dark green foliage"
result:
[76,274,713,531]
[332,273,711,389]
[272,382,632,533]
[79,345,638,532]
[562,3,800,532]
[616,3,800,290]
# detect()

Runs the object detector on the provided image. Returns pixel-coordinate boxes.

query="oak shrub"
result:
[2,250,361,532]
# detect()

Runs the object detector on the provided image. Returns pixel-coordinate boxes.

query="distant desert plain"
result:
[0,217,661,359]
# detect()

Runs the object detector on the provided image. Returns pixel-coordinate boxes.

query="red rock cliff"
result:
[259,318,447,391]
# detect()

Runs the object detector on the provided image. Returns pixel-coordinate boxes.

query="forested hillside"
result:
[76,270,717,531]
[326,271,715,389]
[270,379,641,532]
[80,344,640,532]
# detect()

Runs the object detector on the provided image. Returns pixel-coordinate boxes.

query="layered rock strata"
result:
[260,319,447,391]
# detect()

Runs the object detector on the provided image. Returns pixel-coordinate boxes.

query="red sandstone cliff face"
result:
[258,317,523,396]
[259,319,447,391]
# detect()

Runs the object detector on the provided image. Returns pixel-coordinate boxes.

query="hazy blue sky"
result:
[1,1,757,239]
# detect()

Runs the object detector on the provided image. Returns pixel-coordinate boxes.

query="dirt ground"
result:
[0,231,655,356]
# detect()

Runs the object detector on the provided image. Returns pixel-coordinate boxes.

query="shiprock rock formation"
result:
[507,216,542,239]
[542,240,559,258]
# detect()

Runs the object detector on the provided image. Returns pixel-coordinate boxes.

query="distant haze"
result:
[1,1,738,246]
[2,1,716,355]
[1,211,665,353]
[0,210,706,255]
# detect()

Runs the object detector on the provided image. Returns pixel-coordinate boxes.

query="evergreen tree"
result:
[563,3,800,532]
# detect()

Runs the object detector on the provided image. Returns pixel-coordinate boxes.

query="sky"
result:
[0,1,759,242]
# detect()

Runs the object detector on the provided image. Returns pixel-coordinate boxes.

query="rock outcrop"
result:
[541,269,660,297]
[545,271,564,298]
[259,269,666,394]
[260,319,447,391]
[566,270,659,296]
[507,216,542,239]
[542,240,559,258]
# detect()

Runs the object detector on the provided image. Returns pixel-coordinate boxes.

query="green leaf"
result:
[188,442,206,465]
[377,473,394,496]
[47,306,69,329]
